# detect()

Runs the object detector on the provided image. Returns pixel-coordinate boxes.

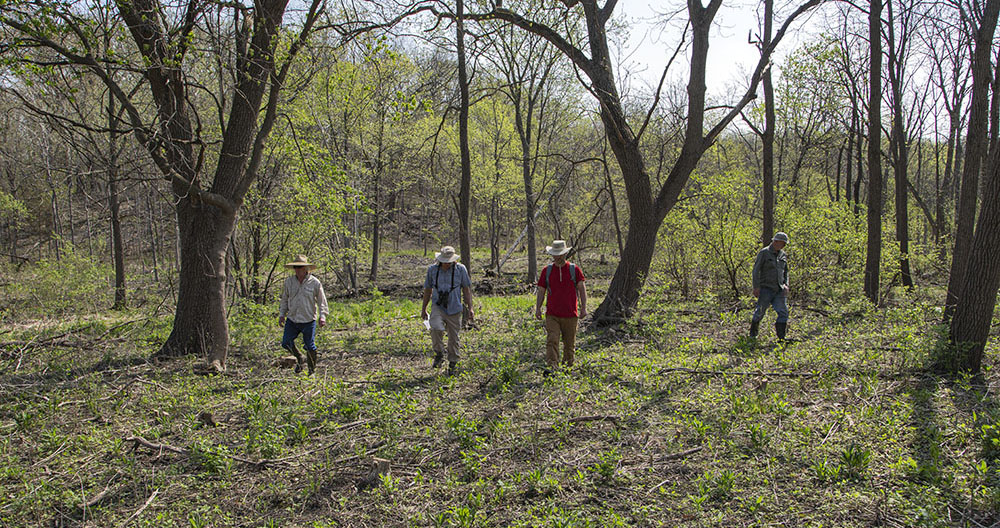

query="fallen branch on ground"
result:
[657,446,703,462]
[119,488,158,528]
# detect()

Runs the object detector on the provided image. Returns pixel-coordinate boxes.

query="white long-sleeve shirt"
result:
[279,274,329,323]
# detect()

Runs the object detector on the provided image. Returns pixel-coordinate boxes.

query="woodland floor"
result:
[1,252,999,527]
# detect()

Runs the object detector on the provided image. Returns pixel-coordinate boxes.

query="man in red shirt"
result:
[535,240,587,375]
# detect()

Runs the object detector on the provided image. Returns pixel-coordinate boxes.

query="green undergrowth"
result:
[1,288,999,527]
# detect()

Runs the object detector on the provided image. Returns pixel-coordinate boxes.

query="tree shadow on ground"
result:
[0,353,152,389]
[908,369,1000,526]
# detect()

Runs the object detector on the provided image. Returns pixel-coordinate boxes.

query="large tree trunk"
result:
[456,0,473,272]
[863,0,883,304]
[159,201,236,369]
[596,212,660,321]
[949,148,1000,373]
[945,0,1000,318]
[761,0,776,246]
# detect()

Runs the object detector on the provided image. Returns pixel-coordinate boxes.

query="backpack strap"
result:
[544,263,578,294]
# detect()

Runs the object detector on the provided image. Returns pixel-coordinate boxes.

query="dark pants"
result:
[282,319,317,372]
[752,287,789,323]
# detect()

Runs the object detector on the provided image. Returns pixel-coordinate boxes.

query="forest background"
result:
[1,0,1000,526]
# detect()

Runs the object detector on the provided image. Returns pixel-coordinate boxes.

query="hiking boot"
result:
[749,320,760,338]
[447,361,457,376]
[432,353,444,369]
[306,348,318,375]
[775,322,787,340]
[287,344,304,373]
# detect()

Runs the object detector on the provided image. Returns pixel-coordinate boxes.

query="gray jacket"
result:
[752,245,789,291]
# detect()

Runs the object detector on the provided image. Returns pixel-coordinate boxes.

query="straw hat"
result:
[545,240,572,256]
[435,246,460,263]
[284,255,318,270]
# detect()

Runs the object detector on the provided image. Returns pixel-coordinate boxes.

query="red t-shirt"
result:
[537,263,585,318]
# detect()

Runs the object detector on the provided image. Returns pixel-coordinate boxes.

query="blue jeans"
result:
[282,319,317,352]
[752,287,789,324]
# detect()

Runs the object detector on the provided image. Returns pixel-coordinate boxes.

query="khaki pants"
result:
[545,315,578,368]
[430,305,462,362]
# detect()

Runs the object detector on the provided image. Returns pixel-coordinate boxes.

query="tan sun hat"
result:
[285,254,318,270]
[545,240,572,256]
[435,246,460,263]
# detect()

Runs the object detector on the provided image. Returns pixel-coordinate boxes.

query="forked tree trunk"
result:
[472,0,819,323]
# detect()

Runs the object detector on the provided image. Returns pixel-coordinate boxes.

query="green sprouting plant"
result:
[460,449,484,480]
[447,415,481,450]
[840,443,872,479]
[379,473,398,495]
[811,456,842,483]
[740,494,766,514]
[430,512,448,528]
[683,414,710,439]
[980,421,1000,461]
[189,439,233,476]
[188,512,209,528]
[331,394,361,422]
[447,505,476,528]
[589,447,620,483]
[284,417,310,446]
[688,490,709,511]
[697,468,736,502]
[525,468,560,498]
[747,422,769,451]
[493,354,522,388]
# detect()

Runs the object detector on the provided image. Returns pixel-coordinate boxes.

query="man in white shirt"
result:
[279,255,328,374]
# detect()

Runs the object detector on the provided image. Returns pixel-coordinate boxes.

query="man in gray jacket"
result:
[750,232,790,339]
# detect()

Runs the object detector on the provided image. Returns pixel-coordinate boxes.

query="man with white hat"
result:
[535,240,587,375]
[421,246,474,375]
[279,255,328,375]
[750,232,790,340]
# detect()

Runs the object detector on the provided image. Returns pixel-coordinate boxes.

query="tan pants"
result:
[430,305,462,362]
[545,315,578,368]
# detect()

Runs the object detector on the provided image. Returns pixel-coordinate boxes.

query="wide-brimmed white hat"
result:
[284,254,318,270]
[545,240,572,256]
[435,246,460,263]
